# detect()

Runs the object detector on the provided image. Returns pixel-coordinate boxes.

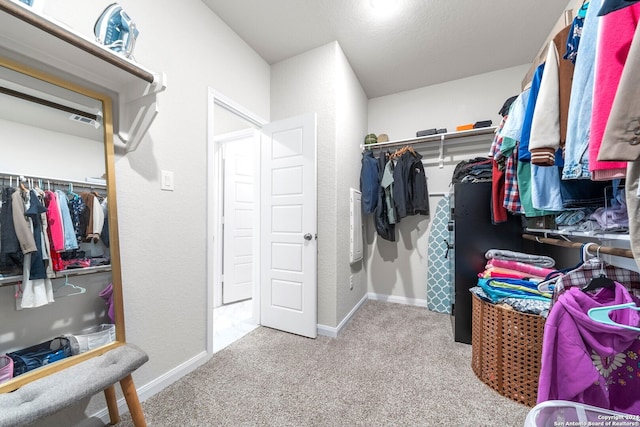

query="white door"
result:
[260,113,317,338]
[222,133,257,304]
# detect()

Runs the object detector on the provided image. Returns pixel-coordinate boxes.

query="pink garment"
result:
[487,258,555,278]
[480,266,545,281]
[589,4,640,180]
[44,190,64,252]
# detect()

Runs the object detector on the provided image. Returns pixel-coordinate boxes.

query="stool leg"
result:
[120,374,147,427]
[104,385,120,425]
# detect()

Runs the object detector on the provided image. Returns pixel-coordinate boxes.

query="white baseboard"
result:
[317,293,368,338]
[91,350,210,423]
[367,292,428,308]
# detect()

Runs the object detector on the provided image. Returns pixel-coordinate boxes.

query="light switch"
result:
[161,170,174,191]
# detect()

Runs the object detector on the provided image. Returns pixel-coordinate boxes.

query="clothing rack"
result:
[0,172,106,190]
[522,233,634,259]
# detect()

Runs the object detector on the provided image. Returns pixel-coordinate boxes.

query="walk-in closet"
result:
[2,0,640,426]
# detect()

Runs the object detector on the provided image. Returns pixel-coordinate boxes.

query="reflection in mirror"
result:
[0,59,118,390]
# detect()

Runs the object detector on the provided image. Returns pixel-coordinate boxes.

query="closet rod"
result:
[0,86,97,120]
[0,172,106,189]
[522,234,634,259]
[361,126,497,150]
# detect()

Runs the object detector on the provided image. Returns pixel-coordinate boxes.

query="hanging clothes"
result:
[0,187,20,255]
[55,190,79,251]
[374,152,395,241]
[500,89,530,214]
[538,284,640,414]
[563,0,603,180]
[392,148,429,219]
[489,115,509,224]
[11,188,36,255]
[598,0,640,15]
[529,24,575,167]
[25,190,47,281]
[380,159,397,225]
[517,63,558,217]
[44,190,65,252]
[588,3,640,180]
[360,150,379,215]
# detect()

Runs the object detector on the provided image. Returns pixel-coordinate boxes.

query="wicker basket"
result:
[471,293,545,407]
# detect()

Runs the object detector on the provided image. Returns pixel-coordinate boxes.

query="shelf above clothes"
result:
[361,126,497,150]
[362,127,497,169]
[0,0,166,152]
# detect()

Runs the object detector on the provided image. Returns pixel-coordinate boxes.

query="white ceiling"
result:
[202,0,574,99]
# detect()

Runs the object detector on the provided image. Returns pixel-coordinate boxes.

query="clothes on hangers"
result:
[373,151,395,241]
[538,283,640,414]
[360,150,379,215]
[360,145,430,240]
[588,3,640,180]
[489,115,509,224]
[553,258,640,305]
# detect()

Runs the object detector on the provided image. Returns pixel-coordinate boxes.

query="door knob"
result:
[304,233,312,241]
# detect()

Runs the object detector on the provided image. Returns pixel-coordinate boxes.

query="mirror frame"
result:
[0,56,125,393]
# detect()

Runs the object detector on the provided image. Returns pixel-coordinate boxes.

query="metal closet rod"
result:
[0,86,97,120]
[522,233,634,259]
[0,172,106,189]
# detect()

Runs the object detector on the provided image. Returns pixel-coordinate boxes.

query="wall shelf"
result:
[0,265,112,287]
[525,227,630,242]
[361,126,497,150]
[0,0,166,152]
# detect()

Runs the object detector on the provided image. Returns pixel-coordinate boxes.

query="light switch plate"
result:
[161,170,174,191]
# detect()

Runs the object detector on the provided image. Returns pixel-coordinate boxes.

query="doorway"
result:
[207,89,266,354]
[206,88,319,355]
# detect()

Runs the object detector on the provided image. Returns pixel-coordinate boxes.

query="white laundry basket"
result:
[525,400,640,427]
[67,324,116,355]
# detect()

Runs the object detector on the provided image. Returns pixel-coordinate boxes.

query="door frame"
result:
[206,87,267,355]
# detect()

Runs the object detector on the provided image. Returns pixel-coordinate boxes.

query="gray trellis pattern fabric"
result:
[427,196,452,314]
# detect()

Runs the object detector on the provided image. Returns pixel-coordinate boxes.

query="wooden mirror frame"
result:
[0,56,125,393]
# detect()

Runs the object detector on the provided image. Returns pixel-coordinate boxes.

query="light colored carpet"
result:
[116,300,531,426]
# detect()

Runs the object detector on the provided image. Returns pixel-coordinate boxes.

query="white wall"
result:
[0,118,104,181]
[271,41,368,329]
[335,47,369,326]
[23,0,270,424]
[365,64,529,302]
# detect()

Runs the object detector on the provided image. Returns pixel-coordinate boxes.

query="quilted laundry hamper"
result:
[471,293,546,407]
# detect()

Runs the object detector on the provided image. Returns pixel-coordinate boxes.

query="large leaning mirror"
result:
[0,56,124,392]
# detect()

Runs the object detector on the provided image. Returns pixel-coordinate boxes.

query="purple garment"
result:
[99,283,115,323]
[538,283,640,414]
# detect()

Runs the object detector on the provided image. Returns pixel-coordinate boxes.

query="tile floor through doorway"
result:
[212,299,258,353]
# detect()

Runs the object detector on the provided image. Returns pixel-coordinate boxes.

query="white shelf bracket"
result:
[438,134,445,169]
[117,72,167,152]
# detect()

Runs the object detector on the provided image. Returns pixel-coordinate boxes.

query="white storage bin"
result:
[525,400,640,427]
[67,324,116,355]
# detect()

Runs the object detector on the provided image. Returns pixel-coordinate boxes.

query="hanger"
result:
[18,175,27,192]
[588,303,640,332]
[55,274,87,297]
[581,245,615,292]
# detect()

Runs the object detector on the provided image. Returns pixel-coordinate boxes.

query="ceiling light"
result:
[370,0,398,14]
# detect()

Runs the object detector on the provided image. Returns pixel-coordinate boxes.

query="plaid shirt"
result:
[503,141,522,213]
[552,259,640,307]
